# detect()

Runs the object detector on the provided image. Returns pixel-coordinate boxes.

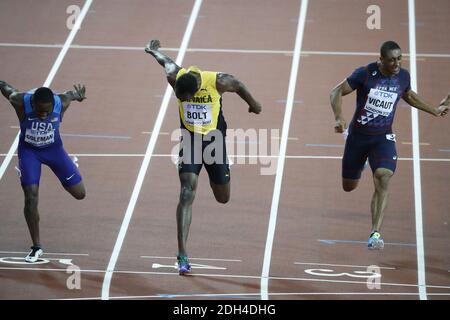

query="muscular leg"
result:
[177,172,198,257]
[22,184,40,247]
[209,180,230,204]
[64,181,86,200]
[370,168,394,232]
[342,178,360,192]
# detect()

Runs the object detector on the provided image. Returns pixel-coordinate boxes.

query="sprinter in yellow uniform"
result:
[145,39,261,275]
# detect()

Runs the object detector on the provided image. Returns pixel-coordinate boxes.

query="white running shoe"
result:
[25,246,43,263]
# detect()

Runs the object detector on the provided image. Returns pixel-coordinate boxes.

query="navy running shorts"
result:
[342,131,397,180]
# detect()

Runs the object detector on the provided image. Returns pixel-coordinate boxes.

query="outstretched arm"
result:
[145,39,181,88]
[59,84,86,114]
[330,79,355,133]
[403,90,449,117]
[0,80,18,100]
[1,81,25,120]
[216,73,261,114]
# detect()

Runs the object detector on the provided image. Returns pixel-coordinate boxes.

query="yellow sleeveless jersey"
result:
[176,66,223,135]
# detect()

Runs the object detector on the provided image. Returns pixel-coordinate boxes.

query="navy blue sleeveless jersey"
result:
[347,62,411,135]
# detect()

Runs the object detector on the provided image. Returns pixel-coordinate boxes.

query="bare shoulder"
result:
[216,72,236,83]
[216,73,240,93]
[9,91,24,107]
[167,65,182,86]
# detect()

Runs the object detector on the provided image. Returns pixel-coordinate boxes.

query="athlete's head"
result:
[175,73,199,102]
[33,87,54,119]
[379,41,402,75]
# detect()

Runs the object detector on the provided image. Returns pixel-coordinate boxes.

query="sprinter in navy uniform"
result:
[0,82,87,262]
[330,41,449,250]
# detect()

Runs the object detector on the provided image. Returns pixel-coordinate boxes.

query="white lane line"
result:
[3,153,450,162]
[140,256,242,262]
[141,131,170,135]
[100,0,203,301]
[0,251,88,256]
[60,292,450,300]
[0,267,104,272]
[267,275,448,289]
[293,262,396,270]
[0,43,63,48]
[408,0,427,301]
[2,42,450,58]
[261,0,309,301]
[61,133,131,140]
[108,292,422,299]
[1,151,448,162]
[0,0,93,182]
[8,127,132,140]
[2,266,449,290]
[402,142,430,145]
[58,292,424,300]
[58,291,450,300]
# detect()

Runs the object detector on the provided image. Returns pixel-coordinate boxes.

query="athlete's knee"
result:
[342,180,358,192]
[343,185,356,192]
[217,196,229,204]
[67,183,86,200]
[374,169,393,188]
[73,190,86,200]
[215,192,230,204]
[179,185,196,204]
[24,189,39,208]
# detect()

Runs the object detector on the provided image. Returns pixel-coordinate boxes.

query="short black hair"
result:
[175,73,198,98]
[34,87,54,104]
[380,41,401,58]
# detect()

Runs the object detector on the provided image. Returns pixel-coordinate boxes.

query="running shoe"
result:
[25,246,43,263]
[177,255,191,275]
[368,232,384,250]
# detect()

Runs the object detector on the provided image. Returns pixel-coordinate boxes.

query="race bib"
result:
[364,88,398,117]
[182,103,212,126]
[24,128,55,147]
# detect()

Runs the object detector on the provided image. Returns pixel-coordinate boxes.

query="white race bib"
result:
[24,128,55,147]
[182,103,212,126]
[364,88,398,117]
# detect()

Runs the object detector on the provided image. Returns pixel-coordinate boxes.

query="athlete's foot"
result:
[177,255,191,275]
[367,232,384,250]
[25,246,43,263]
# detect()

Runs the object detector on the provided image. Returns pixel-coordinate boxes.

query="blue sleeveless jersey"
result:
[347,62,411,135]
[19,90,63,149]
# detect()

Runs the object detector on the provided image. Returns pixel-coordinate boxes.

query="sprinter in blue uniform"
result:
[0,81,87,262]
[330,41,449,250]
